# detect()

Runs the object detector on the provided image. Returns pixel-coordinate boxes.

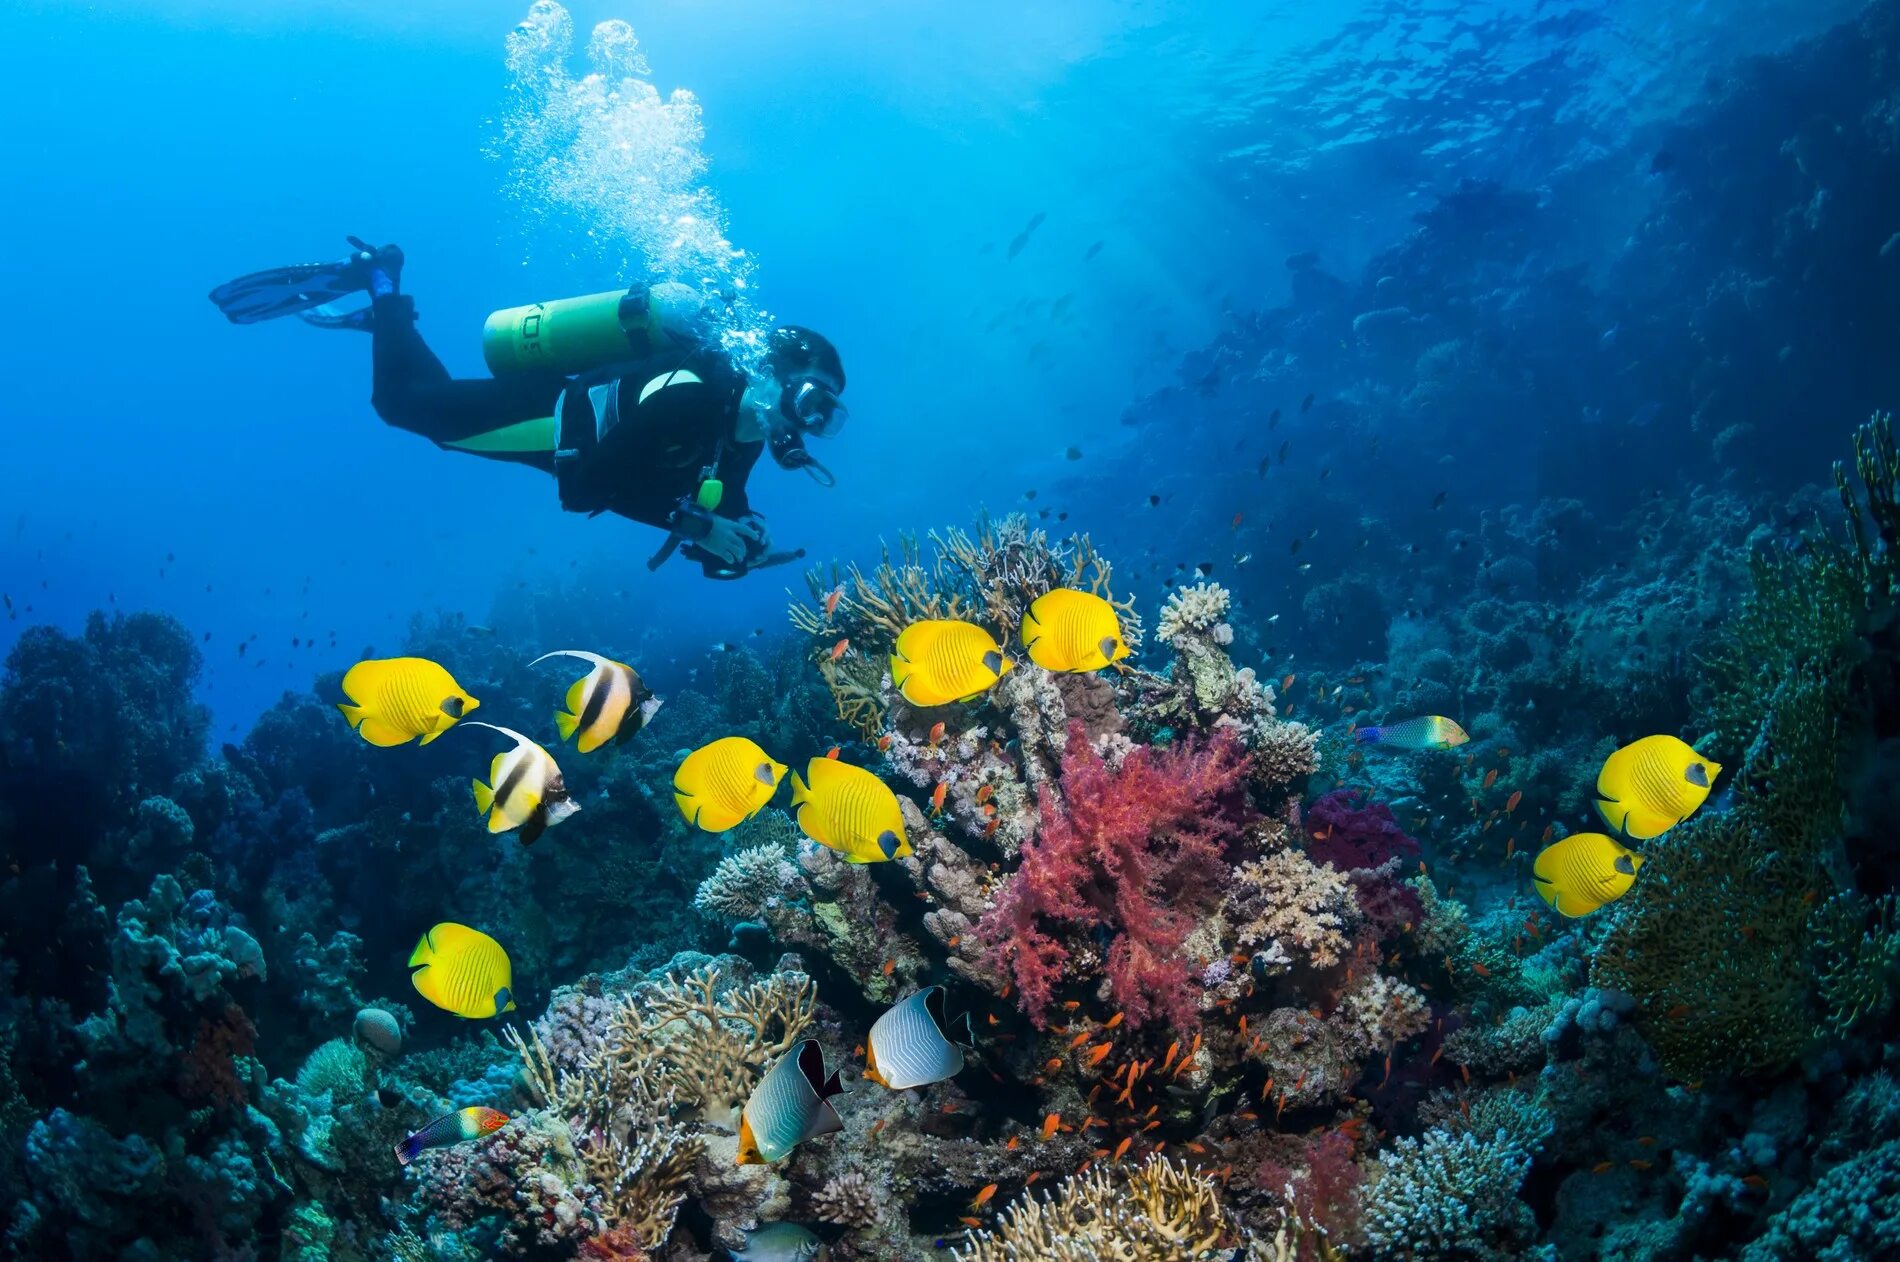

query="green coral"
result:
[282,1199,335,1262]
[1700,546,1862,757]
[295,1037,370,1101]
[1812,891,1900,1037]
[1593,667,1844,1080]
[1834,410,1900,600]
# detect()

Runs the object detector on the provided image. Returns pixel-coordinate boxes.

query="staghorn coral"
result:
[789,513,1141,735]
[952,1155,1234,1261]
[595,964,816,1129]
[1227,848,1357,971]
[979,726,1253,1029]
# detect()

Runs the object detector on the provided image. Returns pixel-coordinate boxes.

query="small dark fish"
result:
[1083,240,1104,262]
[1066,447,1083,460]
[1268,408,1280,429]
[1320,468,1331,480]
[1024,489,1037,500]
[1278,441,1289,462]
[1147,495,1161,507]
[1432,491,1448,510]
[1650,149,1677,174]
[1290,540,1302,555]
[1257,457,1271,478]
[1301,392,1316,413]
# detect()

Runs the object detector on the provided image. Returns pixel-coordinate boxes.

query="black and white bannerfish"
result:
[463,722,579,847]
[863,986,975,1091]
[532,649,662,754]
[736,1039,845,1165]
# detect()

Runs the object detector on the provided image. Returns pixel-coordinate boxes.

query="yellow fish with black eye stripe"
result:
[532,650,662,754]
[1595,734,1721,840]
[673,737,786,833]
[891,619,1012,707]
[464,722,579,847]
[408,922,515,1019]
[789,757,911,863]
[336,656,479,747]
[1020,588,1132,673]
[1532,831,1643,917]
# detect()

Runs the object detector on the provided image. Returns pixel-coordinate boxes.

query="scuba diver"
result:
[210,238,846,578]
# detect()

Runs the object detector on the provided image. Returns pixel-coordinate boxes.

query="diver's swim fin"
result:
[208,237,397,325]
[297,301,376,333]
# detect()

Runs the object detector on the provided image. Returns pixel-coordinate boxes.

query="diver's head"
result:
[757,326,846,483]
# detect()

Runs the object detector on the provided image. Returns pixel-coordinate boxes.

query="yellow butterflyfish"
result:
[789,757,911,863]
[673,737,786,832]
[408,922,515,1018]
[1595,735,1720,840]
[336,657,479,747]
[890,620,1012,707]
[1532,831,1643,917]
[1020,589,1131,673]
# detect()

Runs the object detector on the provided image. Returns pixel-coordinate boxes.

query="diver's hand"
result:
[698,514,764,565]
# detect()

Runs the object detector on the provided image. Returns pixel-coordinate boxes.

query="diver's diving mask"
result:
[766,376,845,485]
[783,377,848,438]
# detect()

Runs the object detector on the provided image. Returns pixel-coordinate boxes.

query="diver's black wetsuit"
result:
[368,294,762,532]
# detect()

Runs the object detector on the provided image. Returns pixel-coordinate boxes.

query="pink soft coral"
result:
[979,725,1252,1029]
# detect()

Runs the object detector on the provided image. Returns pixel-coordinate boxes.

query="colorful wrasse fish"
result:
[1354,715,1469,750]
[532,650,661,754]
[394,1106,508,1165]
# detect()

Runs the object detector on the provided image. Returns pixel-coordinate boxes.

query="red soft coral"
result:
[979,726,1252,1029]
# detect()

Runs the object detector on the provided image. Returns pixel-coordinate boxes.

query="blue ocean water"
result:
[5,1,1898,1259]
[3,0,1854,734]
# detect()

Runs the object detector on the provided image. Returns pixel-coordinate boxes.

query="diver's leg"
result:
[368,295,564,469]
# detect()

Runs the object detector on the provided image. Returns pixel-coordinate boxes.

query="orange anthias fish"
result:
[1112,1136,1133,1161]
[825,746,841,759]
[971,1184,998,1209]
[878,734,893,752]
[1086,1043,1114,1066]
[1104,1012,1125,1029]
[830,638,850,661]
[1483,768,1499,789]
[825,587,843,616]
[1041,1113,1061,1140]
[975,784,994,806]
[928,721,946,746]
[1506,790,1523,813]
[931,782,948,814]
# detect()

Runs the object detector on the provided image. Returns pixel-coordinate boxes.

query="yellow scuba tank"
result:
[481,288,664,377]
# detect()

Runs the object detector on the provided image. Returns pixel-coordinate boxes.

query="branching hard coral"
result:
[1361,1127,1534,1262]
[1812,890,1900,1037]
[596,965,816,1129]
[692,844,807,924]
[789,513,1142,733]
[952,1155,1234,1261]
[501,1022,700,1250]
[1157,581,1234,647]
[978,727,1253,1029]
[1740,1138,1900,1262]
[1227,849,1357,971]
[1593,666,1844,1079]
